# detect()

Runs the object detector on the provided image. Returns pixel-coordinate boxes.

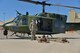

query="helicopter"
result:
[2,0,80,38]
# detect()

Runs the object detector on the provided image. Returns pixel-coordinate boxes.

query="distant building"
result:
[69,10,80,23]
[66,10,80,31]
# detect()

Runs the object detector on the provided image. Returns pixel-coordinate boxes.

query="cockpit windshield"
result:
[13,16,20,23]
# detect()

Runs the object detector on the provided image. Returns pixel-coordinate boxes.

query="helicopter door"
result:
[37,18,52,32]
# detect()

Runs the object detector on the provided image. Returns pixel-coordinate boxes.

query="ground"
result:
[0,30,80,53]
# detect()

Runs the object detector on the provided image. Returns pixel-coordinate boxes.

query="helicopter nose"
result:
[3,23,13,27]
[5,23,14,26]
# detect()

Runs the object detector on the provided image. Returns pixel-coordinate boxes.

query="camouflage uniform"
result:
[29,20,37,40]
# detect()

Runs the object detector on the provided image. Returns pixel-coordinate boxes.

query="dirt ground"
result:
[0,30,80,53]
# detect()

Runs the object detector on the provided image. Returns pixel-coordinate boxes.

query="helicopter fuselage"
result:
[3,13,67,35]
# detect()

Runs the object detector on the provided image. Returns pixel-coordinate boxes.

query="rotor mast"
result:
[19,0,51,13]
[42,1,46,13]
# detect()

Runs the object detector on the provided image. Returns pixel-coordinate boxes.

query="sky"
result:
[0,0,80,22]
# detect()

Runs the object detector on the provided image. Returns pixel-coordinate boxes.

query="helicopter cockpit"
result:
[13,15,28,26]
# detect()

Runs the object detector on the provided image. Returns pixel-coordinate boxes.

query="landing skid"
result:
[10,32,17,36]
[15,34,31,39]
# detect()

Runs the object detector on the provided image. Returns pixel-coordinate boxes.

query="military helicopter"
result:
[2,0,80,37]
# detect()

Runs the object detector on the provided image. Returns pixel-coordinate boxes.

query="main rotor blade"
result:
[19,0,80,9]
[51,4,80,9]
[19,0,51,6]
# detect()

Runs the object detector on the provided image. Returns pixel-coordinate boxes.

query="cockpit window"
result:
[18,15,28,25]
[22,18,27,25]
